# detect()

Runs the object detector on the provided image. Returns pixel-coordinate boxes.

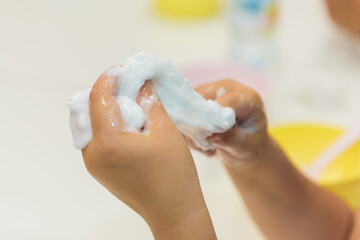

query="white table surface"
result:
[1,0,360,239]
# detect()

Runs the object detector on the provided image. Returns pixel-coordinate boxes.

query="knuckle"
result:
[89,87,100,102]
[89,75,108,102]
[249,89,261,100]
[249,90,264,107]
[218,79,237,86]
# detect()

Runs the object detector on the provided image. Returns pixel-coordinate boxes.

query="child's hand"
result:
[326,0,360,36]
[193,80,268,167]
[81,72,215,238]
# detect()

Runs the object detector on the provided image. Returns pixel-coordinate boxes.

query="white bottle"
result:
[231,0,278,70]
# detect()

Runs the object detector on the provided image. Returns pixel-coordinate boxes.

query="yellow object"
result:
[270,123,360,209]
[154,0,220,18]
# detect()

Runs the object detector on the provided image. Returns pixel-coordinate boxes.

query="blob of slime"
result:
[67,52,236,151]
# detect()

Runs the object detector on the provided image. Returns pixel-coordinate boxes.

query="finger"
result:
[214,91,263,119]
[195,79,244,100]
[89,72,126,137]
[210,129,242,149]
[136,81,176,135]
[209,91,265,148]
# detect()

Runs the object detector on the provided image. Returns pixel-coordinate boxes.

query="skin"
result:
[194,80,358,240]
[326,0,360,36]
[82,71,359,239]
[350,211,360,240]
[81,71,217,240]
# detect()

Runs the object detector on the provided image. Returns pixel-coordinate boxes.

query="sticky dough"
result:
[67,52,236,151]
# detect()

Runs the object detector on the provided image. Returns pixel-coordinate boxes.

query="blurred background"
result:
[1,0,360,239]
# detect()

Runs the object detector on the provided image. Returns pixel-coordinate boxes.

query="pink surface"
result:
[181,63,267,99]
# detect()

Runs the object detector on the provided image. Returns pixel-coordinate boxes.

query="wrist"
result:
[148,203,217,240]
[223,135,287,183]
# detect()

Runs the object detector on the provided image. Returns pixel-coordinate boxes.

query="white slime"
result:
[67,52,236,151]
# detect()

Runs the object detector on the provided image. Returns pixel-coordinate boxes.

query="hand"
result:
[81,71,216,239]
[191,80,268,167]
[193,81,354,240]
[326,0,360,36]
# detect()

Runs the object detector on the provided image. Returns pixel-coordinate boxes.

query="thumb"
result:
[89,69,127,137]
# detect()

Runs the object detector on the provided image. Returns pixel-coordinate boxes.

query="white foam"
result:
[67,52,236,150]
[216,87,227,98]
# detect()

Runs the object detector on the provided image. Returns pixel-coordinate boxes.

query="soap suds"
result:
[67,89,92,149]
[67,52,236,150]
[216,87,227,98]
[116,95,145,131]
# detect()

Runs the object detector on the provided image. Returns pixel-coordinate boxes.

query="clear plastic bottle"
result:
[231,0,278,70]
